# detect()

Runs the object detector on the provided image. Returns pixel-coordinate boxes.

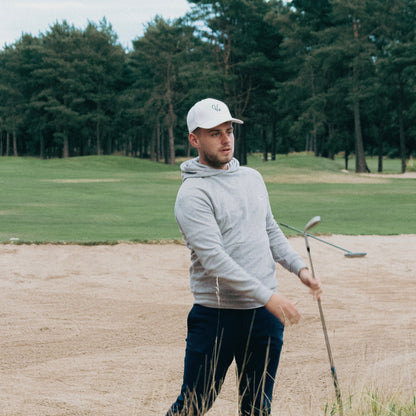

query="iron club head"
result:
[304,216,321,234]
[344,252,367,258]
[303,216,321,254]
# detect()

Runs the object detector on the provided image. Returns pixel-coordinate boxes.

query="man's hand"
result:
[265,293,300,326]
[298,267,323,300]
[265,268,323,326]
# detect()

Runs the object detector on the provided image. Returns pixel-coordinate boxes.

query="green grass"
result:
[250,153,416,235]
[268,181,416,235]
[0,154,415,243]
[325,393,416,416]
[0,156,181,243]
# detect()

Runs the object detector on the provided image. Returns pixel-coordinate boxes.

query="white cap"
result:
[187,98,243,133]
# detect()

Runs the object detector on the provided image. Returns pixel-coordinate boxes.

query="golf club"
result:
[304,216,344,415]
[280,222,366,258]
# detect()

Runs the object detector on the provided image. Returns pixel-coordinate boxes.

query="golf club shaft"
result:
[281,222,366,256]
[285,222,349,252]
[317,297,343,411]
[306,242,344,415]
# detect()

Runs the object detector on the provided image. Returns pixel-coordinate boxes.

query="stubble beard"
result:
[201,149,233,169]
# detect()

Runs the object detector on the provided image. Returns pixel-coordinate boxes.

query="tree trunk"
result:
[271,119,277,161]
[312,119,318,156]
[63,130,69,158]
[156,123,161,162]
[186,138,191,158]
[377,142,383,173]
[376,125,383,173]
[6,132,10,156]
[353,99,367,172]
[127,137,132,156]
[352,18,368,173]
[309,65,319,156]
[167,125,175,165]
[163,132,168,164]
[96,117,101,156]
[234,124,242,162]
[161,128,166,162]
[165,75,176,165]
[328,122,335,160]
[398,87,407,173]
[240,126,247,165]
[13,129,18,156]
[234,124,246,165]
[150,128,156,161]
[262,129,268,162]
[139,134,144,158]
[40,131,45,160]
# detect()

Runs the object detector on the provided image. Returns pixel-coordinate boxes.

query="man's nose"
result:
[220,132,231,142]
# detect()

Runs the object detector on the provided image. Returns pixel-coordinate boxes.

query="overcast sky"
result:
[1,0,192,50]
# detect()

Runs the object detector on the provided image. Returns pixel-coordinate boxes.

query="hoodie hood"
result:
[180,157,240,181]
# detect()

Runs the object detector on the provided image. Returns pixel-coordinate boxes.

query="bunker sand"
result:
[0,235,415,415]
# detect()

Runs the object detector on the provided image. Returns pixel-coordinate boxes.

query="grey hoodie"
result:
[175,157,307,309]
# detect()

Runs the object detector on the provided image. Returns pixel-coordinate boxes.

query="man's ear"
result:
[189,133,200,149]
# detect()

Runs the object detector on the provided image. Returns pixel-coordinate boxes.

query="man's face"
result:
[189,121,235,170]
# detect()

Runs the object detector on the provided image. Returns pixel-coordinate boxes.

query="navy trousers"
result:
[166,304,284,416]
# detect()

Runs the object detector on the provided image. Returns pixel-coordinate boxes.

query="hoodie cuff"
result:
[253,285,274,306]
[292,259,308,277]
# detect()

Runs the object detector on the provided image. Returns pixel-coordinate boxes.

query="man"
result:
[167,98,322,416]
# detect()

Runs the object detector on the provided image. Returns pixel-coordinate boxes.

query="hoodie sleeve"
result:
[265,200,307,275]
[175,185,273,306]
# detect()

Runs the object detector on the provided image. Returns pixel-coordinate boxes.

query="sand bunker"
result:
[1,235,415,415]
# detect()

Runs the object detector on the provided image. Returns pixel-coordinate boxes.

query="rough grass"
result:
[324,393,416,416]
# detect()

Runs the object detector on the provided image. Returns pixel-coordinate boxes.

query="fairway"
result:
[0,156,181,242]
[0,154,415,242]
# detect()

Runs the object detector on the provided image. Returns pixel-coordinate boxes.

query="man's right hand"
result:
[265,293,300,326]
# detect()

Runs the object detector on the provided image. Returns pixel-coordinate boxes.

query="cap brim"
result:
[199,118,244,129]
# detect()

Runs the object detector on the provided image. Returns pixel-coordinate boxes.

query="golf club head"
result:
[344,252,367,258]
[304,216,321,233]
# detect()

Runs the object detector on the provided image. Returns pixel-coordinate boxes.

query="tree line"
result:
[1,0,415,172]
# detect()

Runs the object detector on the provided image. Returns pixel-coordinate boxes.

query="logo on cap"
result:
[212,104,221,112]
